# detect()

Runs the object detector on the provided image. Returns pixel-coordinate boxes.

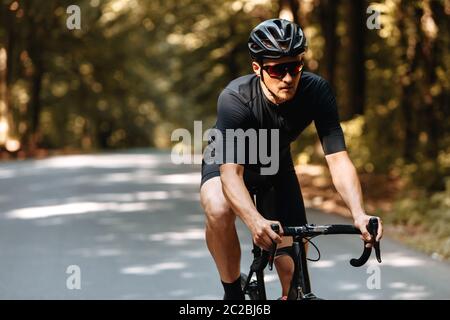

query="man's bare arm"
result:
[325,151,383,241]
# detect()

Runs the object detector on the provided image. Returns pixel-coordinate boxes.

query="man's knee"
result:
[203,196,235,230]
[201,178,236,230]
[205,206,235,232]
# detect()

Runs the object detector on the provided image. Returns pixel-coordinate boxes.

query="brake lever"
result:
[350,217,382,267]
[369,219,382,263]
[268,224,280,271]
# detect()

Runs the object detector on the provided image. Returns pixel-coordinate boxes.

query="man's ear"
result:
[252,61,261,77]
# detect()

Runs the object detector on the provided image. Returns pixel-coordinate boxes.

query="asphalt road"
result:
[0,149,448,299]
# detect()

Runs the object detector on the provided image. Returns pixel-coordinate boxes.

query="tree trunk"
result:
[23,49,43,155]
[25,21,45,154]
[0,4,16,148]
[419,0,447,190]
[347,0,366,116]
[318,0,338,88]
[398,2,420,163]
[279,0,299,23]
[0,48,7,146]
[421,0,444,161]
[226,20,240,80]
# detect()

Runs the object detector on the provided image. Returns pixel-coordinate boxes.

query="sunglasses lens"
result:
[264,62,303,79]
[293,62,303,74]
[265,65,282,78]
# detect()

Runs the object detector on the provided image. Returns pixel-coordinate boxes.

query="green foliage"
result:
[1,0,278,150]
[388,178,450,259]
[0,0,448,190]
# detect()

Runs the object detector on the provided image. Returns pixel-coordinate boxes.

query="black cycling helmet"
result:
[248,18,307,60]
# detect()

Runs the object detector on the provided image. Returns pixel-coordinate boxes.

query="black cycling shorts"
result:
[200,161,307,226]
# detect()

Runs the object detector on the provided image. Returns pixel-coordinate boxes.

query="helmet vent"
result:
[273,19,283,29]
[285,23,292,38]
[278,39,289,51]
[267,26,282,40]
[262,39,274,49]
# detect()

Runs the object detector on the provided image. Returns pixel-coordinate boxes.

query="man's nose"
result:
[282,72,293,83]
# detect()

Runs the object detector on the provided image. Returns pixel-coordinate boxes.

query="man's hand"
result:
[249,217,283,251]
[354,214,383,243]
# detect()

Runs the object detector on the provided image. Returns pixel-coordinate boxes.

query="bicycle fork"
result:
[288,239,312,300]
[243,243,267,300]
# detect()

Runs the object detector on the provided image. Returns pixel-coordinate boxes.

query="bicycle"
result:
[241,190,382,300]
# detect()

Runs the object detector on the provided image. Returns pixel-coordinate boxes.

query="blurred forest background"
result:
[0,0,449,258]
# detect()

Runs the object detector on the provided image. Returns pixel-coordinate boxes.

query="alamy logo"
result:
[171,121,280,175]
[366,265,381,289]
[66,265,81,290]
[366,6,381,30]
[66,5,81,30]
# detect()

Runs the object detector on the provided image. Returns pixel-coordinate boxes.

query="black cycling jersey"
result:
[201,71,346,225]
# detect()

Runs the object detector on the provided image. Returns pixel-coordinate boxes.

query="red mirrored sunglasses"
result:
[262,61,304,79]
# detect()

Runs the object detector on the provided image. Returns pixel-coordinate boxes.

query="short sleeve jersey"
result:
[206,71,346,178]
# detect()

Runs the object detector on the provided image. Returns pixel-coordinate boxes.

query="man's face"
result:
[253,54,304,104]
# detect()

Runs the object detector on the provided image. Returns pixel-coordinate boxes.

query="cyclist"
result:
[199,18,383,300]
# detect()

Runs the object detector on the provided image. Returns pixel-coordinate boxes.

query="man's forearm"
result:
[220,170,262,227]
[334,168,365,219]
[327,153,366,220]
[326,152,383,240]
